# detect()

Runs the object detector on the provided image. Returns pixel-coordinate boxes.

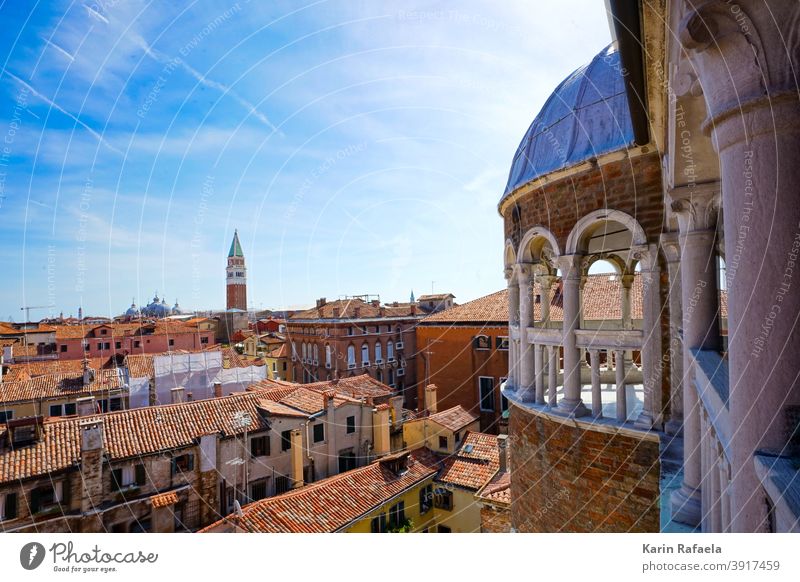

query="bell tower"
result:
[226,230,247,311]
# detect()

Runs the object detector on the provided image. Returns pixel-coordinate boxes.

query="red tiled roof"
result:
[199,450,441,533]
[0,369,123,404]
[427,405,479,432]
[290,298,417,320]
[3,357,114,381]
[150,490,179,508]
[438,432,500,491]
[476,471,510,505]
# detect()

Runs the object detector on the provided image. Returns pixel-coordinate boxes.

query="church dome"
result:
[141,293,172,318]
[502,43,634,202]
[124,299,140,318]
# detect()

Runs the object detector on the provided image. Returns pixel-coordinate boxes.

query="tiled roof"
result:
[427,405,479,432]
[150,490,178,508]
[476,471,511,505]
[422,290,508,324]
[302,374,394,401]
[263,343,288,358]
[53,321,208,340]
[0,369,123,405]
[0,391,273,483]
[418,293,455,301]
[290,298,417,321]
[3,357,115,381]
[278,387,359,415]
[438,432,500,491]
[199,450,441,533]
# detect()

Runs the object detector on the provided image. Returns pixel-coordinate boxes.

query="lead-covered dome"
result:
[502,43,634,202]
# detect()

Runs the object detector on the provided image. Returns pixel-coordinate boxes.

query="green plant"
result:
[388,517,413,533]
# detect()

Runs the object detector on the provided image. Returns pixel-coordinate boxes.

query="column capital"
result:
[630,243,660,272]
[553,254,584,280]
[503,267,514,282]
[679,0,800,131]
[669,183,720,233]
[660,232,682,263]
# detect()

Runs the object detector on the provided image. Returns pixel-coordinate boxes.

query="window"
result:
[49,404,63,417]
[455,431,461,444]
[419,484,433,514]
[101,329,107,335]
[274,476,290,495]
[110,398,122,412]
[104,342,110,350]
[346,415,356,434]
[389,501,406,528]
[135,464,146,486]
[301,343,307,361]
[313,423,325,443]
[250,435,270,457]
[49,403,76,417]
[115,342,121,349]
[496,336,509,350]
[0,410,12,423]
[171,454,194,475]
[29,482,63,513]
[387,341,394,361]
[347,345,356,368]
[249,479,268,502]
[313,344,319,363]
[111,468,124,491]
[479,377,495,412]
[281,430,292,451]
[325,344,332,368]
[283,362,287,371]
[433,488,453,511]
[438,436,448,449]
[200,336,209,345]
[473,335,491,350]
[272,362,278,373]
[388,368,395,387]
[133,340,141,348]
[97,343,103,351]
[361,343,369,366]
[60,344,67,353]
[338,451,357,473]
[1,492,18,520]
[169,339,175,347]
[370,514,388,533]
[375,342,382,363]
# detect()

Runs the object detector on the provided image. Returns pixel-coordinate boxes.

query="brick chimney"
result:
[497,434,509,473]
[389,395,403,427]
[316,297,327,308]
[290,428,304,489]
[171,386,185,404]
[76,396,97,417]
[213,381,222,398]
[353,307,361,318]
[379,307,386,317]
[371,299,380,307]
[332,307,341,318]
[372,404,390,457]
[80,418,104,513]
[424,384,438,414]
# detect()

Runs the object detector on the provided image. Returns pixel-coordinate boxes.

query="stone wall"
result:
[509,405,660,532]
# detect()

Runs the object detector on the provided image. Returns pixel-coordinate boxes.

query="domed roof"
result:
[124,299,140,317]
[502,43,634,201]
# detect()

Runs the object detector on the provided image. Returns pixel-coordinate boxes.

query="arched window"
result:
[325,344,332,368]
[347,345,356,368]
[302,343,308,361]
[361,343,370,366]
[313,344,319,363]
[375,342,383,363]
[387,341,395,362]
[388,368,395,387]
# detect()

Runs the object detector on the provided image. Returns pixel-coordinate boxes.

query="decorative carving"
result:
[669,184,720,233]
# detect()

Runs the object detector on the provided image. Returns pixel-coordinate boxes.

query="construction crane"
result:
[20,305,49,322]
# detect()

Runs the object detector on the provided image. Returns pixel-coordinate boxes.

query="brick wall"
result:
[503,152,664,251]
[509,405,660,532]
[480,504,511,532]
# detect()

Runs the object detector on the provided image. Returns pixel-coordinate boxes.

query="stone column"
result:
[661,233,684,436]
[555,255,588,417]
[517,265,536,401]
[619,273,636,371]
[534,344,545,405]
[589,349,602,418]
[547,345,558,407]
[505,267,519,390]
[633,245,663,430]
[669,185,721,528]
[539,275,556,325]
[614,349,627,422]
[682,1,800,531]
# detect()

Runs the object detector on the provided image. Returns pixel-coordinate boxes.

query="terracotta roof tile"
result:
[427,405,479,432]
[150,490,179,508]
[290,298,417,320]
[438,432,500,491]
[0,369,123,404]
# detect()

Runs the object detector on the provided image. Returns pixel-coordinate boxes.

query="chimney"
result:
[497,434,509,473]
[80,418,104,513]
[371,299,380,308]
[389,395,403,427]
[290,428,304,489]
[324,390,337,477]
[316,297,327,308]
[372,404,390,457]
[76,396,97,417]
[82,359,95,387]
[332,307,341,318]
[171,386,185,404]
[213,381,223,398]
[186,392,194,402]
[424,384,438,414]
[379,306,386,317]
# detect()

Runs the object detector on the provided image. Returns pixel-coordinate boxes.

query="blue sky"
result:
[0,0,611,319]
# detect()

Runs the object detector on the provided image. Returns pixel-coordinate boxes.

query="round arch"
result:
[565,209,647,255]
[517,226,561,264]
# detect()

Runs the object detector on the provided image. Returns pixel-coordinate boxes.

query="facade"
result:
[502,0,800,533]
[403,386,481,454]
[226,230,247,311]
[287,296,420,408]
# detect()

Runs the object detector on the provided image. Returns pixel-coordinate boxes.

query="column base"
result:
[556,397,590,418]
[634,411,659,430]
[664,418,684,437]
[516,384,536,403]
[670,485,702,527]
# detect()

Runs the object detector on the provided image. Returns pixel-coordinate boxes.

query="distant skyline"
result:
[0,1,611,321]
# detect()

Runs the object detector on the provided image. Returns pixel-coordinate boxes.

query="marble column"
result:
[547,345,558,407]
[614,349,627,422]
[634,245,663,430]
[682,0,800,532]
[661,233,684,436]
[669,186,721,528]
[589,349,602,418]
[539,275,557,325]
[517,265,536,401]
[555,255,589,417]
[505,268,520,390]
[534,344,545,405]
